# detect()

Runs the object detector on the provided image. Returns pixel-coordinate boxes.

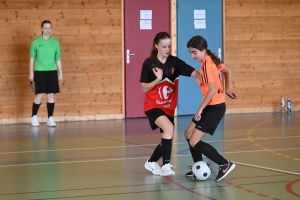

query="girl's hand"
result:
[59,74,63,82]
[226,90,238,99]
[195,77,201,85]
[29,74,34,82]
[152,67,163,81]
[194,109,202,121]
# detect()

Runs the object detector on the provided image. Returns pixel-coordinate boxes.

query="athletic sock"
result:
[47,102,55,118]
[187,139,203,162]
[161,138,172,165]
[194,141,227,165]
[148,143,162,162]
[32,102,41,117]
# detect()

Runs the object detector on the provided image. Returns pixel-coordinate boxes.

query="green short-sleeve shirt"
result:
[30,36,61,71]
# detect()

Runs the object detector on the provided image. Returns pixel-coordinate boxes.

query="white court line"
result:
[231,161,300,176]
[0,135,300,155]
[0,154,300,178]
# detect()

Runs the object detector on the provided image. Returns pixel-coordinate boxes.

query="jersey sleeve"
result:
[55,41,61,61]
[29,40,37,58]
[175,57,195,76]
[140,59,153,83]
[218,63,225,71]
[201,61,217,83]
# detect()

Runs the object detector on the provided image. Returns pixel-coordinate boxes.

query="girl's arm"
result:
[221,66,238,99]
[194,82,216,121]
[56,60,63,82]
[141,68,163,92]
[191,69,200,85]
[29,58,35,81]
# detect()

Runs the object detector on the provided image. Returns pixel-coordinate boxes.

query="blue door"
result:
[177,0,223,115]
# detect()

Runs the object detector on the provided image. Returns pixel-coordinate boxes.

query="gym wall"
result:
[0,0,123,124]
[224,0,300,113]
[0,0,299,124]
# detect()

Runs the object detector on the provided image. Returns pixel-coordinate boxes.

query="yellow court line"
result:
[247,117,299,161]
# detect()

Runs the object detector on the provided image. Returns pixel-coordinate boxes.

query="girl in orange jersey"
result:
[184,35,238,181]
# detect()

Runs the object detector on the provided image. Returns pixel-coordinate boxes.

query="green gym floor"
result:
[0,112,299,200]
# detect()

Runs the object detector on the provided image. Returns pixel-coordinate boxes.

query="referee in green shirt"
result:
[29,20,63,127]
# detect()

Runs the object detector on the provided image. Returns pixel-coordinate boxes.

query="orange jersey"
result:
[199,56,225,105]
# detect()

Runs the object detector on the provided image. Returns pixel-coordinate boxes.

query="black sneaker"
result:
[185,166,193,177]
[215,161,235,182]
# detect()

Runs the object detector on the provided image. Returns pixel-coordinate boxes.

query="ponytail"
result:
[206,49,222,67]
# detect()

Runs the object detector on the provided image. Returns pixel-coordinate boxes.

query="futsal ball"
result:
[192,161,211,180]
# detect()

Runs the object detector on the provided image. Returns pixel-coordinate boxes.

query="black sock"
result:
[161,138,172,165]
[194,141,227,165]
[47,102,55,118]
[148,143,162,162]
[187,139,203,163]
[32,102,41,117]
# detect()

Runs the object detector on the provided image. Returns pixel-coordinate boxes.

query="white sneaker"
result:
[47,116,56,127]
[161,163,175,176]
[30,115,39,127]
[144,159,162,176]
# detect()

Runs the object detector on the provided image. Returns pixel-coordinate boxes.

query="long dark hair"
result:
[187,35,222,67]
[41,20,52,35]
[148,32,171,64]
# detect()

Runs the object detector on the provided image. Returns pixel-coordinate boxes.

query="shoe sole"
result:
[161,171,175,176]
[216,163,236,182]
[144,161,161,176]
[186,174,194,177]
[31,122,39,127]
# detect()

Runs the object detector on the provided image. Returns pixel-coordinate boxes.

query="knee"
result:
[47,94,55,102]
[162,124,174,138]
[184,130,192,139]
[189,139,199,148]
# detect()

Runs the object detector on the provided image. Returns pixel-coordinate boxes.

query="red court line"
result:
[285,178,300,198]
[164,176,217,200]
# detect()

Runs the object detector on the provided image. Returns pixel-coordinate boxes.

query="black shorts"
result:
[145,108,174,133]
[34,70,60,94]
[192,103,226,135]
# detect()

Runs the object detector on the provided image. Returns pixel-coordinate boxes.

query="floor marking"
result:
[286,178,300,198]
[231,161,300,176]
[0,136,299,155]
[246,117,300,161]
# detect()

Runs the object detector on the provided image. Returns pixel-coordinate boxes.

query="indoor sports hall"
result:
[0,112,299,199]
[0,0,299,200]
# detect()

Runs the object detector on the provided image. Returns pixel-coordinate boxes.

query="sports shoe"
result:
[185,166,193,177]
[161,163,175,176]
[47,116,56,127]
[144,159,162,176]
[30,115,39,127]
[215,161,235,181]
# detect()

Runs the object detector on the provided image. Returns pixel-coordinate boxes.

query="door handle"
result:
[126,49,135,64]
[215,48,222,60]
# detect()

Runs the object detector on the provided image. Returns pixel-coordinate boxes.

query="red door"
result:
[124,0,170,118]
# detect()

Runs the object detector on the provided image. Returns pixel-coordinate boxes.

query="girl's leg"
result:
[47,93,55,117]
[31,94,44,127]
[148,143,162,162]
[47,93,56,126]
[190,129,227,165]
[184,121,203,163]
[154,116,175,176]
[184,122,203,176]
[190,129,235,181]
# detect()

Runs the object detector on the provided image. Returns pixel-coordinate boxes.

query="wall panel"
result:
[224,0,300,113]
[0,0,123,124]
